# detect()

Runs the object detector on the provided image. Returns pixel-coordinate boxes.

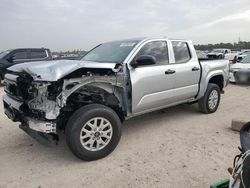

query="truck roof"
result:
[106,37,191,44]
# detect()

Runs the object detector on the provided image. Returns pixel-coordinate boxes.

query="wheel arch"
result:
[208,75,224,91]
[197,71,225,99]
[61,83,126,123]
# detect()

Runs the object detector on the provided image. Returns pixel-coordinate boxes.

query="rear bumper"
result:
[3,94,57,134]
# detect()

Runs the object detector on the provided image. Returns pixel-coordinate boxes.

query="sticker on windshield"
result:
[120,42,136,47]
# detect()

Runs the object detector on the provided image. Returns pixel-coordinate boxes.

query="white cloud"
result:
[194,9,250,29]
[0,0,250,51]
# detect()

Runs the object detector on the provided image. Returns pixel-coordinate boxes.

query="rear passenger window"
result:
[137,41,169,65]
[13,51,27,60]
[30,50,47,59]
[172,41,191,64]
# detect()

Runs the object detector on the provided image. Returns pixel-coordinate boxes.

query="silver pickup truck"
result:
[3,37,229,160]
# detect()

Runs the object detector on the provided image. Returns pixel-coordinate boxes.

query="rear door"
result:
[28,49,48,61]
[129,40,176,114]
[170,41,200,101]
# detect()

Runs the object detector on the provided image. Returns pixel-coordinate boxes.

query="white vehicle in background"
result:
[207,48,238,61]
[236,50,250,62]
[196,50,207,59]
[230,53,250,83]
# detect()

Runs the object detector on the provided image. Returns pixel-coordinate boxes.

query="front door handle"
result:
[192,67,200,71]
[165,69,176,74]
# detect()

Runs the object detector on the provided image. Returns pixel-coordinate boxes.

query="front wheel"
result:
[66,104,122,161]
[198,83,221,114]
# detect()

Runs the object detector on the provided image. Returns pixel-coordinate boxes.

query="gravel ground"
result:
[0,84,249,188]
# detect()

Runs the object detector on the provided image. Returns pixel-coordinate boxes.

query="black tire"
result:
[66,104,122,161]
[0,75,3,85]
[198,83,221,114]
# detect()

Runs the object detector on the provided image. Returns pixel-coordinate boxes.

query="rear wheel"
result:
[198,83,221,113]
[66,104,122,161]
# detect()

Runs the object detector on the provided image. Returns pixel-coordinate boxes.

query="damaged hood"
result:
[8,60,119,81]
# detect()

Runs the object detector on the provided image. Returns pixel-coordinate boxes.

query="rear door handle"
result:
[192,67,200,71]
[165,69,176,74]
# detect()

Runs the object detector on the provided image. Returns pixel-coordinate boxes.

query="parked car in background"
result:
[54,54,82,60]
[236,50,250,62]
[207,48,238,60]
[3,37,229,160]
[230,53,250,84]
[52,51,87,60]
[0,48,52,82]
[196,50,207,59]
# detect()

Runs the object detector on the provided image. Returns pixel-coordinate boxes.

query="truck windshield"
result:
[0,50,11,59]
[82,40,139,63]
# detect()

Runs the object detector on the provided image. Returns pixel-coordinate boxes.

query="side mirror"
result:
[131,55,156,67]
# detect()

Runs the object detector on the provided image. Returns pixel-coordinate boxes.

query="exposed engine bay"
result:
[3,62,130,138]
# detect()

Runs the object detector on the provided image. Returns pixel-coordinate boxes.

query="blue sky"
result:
[1,0,250,51]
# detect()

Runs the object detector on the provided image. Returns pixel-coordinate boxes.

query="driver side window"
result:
[136,41,169,65]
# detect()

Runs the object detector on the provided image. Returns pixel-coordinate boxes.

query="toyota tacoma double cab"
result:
[3,38,229,160]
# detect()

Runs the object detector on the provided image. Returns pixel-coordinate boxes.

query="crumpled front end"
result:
[3,73,59,135]
[3,64,127,144]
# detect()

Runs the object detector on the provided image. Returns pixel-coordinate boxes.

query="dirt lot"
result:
[0,84,249,188]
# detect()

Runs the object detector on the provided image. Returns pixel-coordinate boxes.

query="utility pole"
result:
[238,37,241,50]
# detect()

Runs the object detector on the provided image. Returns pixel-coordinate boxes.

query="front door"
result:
[129,40,176,115]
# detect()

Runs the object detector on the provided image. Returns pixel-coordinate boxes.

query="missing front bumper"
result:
[19,124,58,146]
[28,118,56,133]
[3,94,57,134]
